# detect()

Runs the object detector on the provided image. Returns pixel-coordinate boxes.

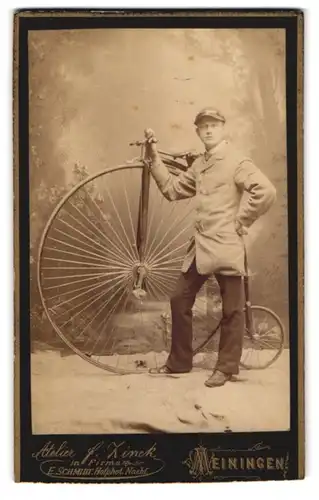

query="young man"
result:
[145,107,276,387]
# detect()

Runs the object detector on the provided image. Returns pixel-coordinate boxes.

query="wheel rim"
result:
[240,306,285,369]
[37,163,196,374]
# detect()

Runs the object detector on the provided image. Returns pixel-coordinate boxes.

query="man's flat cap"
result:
[194,107,226,125]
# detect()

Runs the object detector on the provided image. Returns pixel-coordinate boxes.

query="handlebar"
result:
[129,139,199,164]
[159,149,199,160]
[129,138,158,147]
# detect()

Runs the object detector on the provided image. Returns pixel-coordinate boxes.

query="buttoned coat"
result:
[150,140,276,276]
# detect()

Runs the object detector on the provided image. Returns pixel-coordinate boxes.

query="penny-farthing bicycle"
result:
[37,136,285,374]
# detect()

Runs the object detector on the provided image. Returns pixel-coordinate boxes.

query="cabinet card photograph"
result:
[14,9,304,483]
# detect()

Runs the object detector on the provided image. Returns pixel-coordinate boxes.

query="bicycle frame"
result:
[243,248,254,337]
[36,138,284,373]
[136,143,151,263]
[130,139,193,298]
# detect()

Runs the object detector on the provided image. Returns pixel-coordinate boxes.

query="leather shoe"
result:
[149,365,190,375]
[204,370,232,388]
[149,365,174,375]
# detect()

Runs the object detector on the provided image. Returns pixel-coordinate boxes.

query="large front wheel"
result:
[37,163,196,374]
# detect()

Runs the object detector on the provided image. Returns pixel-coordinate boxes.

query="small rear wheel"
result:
[240,305,285,369]
[189,304,285,370]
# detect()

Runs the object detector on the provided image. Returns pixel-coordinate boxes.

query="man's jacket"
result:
[150,140,276,276]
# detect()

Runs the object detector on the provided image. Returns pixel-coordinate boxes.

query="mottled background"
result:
[29,28,288,348]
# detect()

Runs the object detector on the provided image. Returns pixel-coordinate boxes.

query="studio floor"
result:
[31,349,290,435]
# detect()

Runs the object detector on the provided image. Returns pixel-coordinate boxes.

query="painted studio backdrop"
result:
[29,28,289,434]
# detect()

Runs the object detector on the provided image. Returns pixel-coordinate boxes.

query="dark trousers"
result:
[166,259,245,375]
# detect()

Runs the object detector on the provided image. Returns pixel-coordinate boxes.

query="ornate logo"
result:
[32,440,165,480]
[183,442,289,480]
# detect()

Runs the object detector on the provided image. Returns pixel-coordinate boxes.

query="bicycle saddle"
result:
[159,149,201,168]
[163,150,200,159]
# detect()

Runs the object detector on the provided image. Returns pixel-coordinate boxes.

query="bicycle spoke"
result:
[84,190,138,264]
[44,266,129,280]
[144,186,165,252]
[150,272,176,290]
[42,256,122,268]
[148,222,193,266]
[245,349,254,366]
[87,286,131,355]
[148,240,189,267]
[256,338,278,350]
[144,201,178,262]
[242,346,253,366]
[144,186,164,254]
[46,273,127,301]
[151,266,183,273]
[115,347,121,368]
[122,171,139,261]
[74,284,130,343]
[259,326,278,338]
[60,204,115,252]
[42,266,127,271]
[148,218,192,263]
[46,236,130,268]
[42,256,131,273]
[254,347,261,366]
[79,186,137,265]
[103,332,118,356]
[97,289,133,354]
[148,274,172,297]
[53,227,121,263]
[103,177,138,263]
[49,271,130,312]
[67,199,135,265]
[42,272,110,287]
[65,279,131,340]
[147,280,168,301]
[44,246,113,265]
[146,203,193,264]
[145,278,163,302]
[58,215,135,267]
[57,274,130,325]
[150,271,175,289]
[57,217,110,254]
[151,256,184,268]
[54,275,129,323]
[85,310,120,357]
[139,307,146,363]
[256,315,269,334]
[150,269,180,282]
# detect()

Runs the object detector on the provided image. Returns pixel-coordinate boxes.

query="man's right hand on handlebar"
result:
[144,128,158,159]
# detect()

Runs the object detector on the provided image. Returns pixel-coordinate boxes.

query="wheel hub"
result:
[132,263,149,300]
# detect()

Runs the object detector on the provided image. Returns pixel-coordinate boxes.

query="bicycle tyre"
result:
[37,162,195,374]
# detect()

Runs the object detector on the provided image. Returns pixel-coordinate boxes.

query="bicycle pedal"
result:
[132,288,147,300]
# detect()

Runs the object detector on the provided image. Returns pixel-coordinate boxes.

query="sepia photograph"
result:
[30,26,289,435]
[14,9,303,483]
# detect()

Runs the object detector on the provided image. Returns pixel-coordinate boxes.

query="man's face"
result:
[196,117,225,149]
